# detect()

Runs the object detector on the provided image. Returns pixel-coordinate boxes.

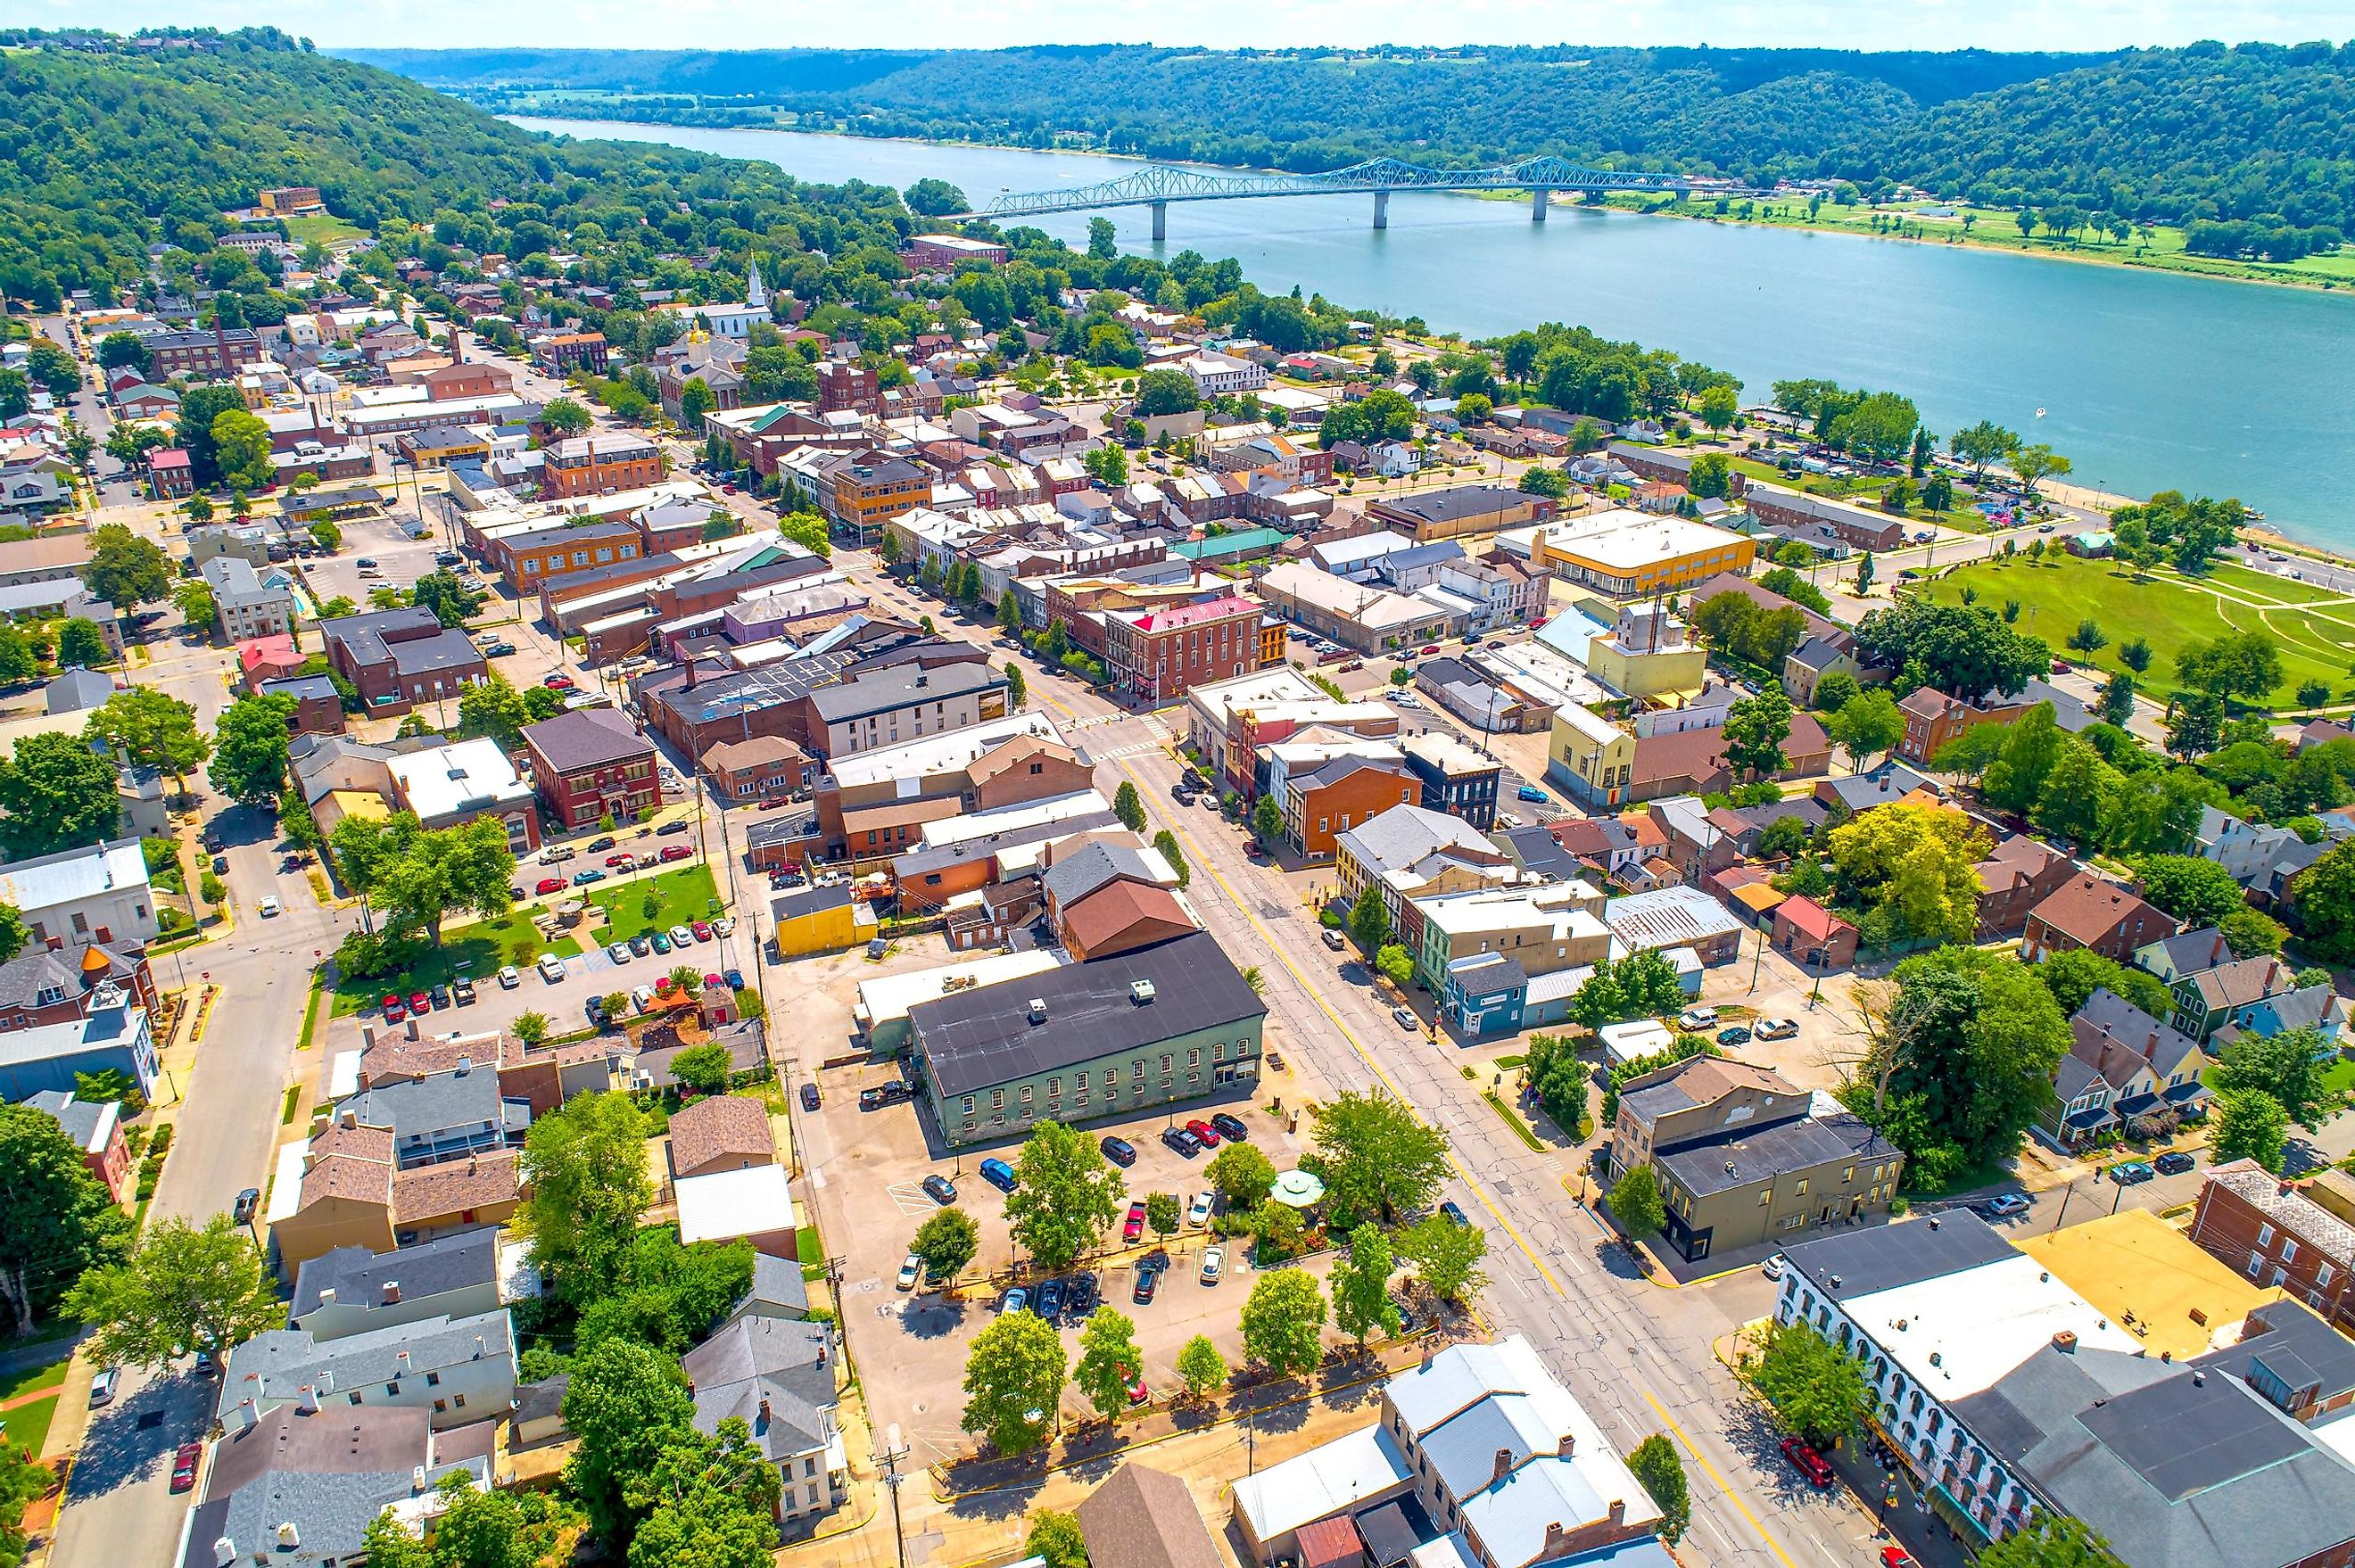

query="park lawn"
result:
[1915,554,2355,710]
[0,1362,66,1403]
[587,865,722,944]
[2204,560,2349,607]
[4,1391,57,1456]
[331,911,586,1017]
[280,213,367,245]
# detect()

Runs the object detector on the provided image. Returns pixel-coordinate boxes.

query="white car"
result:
[1392,690,1421,706]
[1760,1253,1787,1281]
[669,924,696,949]
[632,985,655,1012]
[536,953,567,983]
[712,916,736,937]
[1186,1191,1214,1227]
[1755,1017,1800,1041]
[897,1254,923,1292]
[1199,1244,1225,1284]
[606,942,632,964]
[496,964,520,989]
[1675,1006,1720,1031]
[256,896,281,918]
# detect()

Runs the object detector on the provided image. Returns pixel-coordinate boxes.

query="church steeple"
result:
[746,257,767,311]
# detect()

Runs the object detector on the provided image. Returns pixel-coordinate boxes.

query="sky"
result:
[21,0,2355,53]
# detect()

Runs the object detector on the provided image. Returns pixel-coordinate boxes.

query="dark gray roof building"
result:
[681,1312,839,1465]
[1655,1111,1898,1200]
[291,1230,501,1325]
[1782,1209,2016,1303]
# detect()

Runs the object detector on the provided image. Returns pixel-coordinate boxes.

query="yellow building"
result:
[1547,702,1638,808]
[1582,602,1709,700]
[2018,1209,2286,1360]
[1532,508,1756,598]
[773,882,880,957]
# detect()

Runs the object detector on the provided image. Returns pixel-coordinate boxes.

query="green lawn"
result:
[331,912,586,1016]
[1916,554,2355,710]
[0,1362,66,1404]
[586,865,722,945]
[4,1392,57,1456]
[280,213,366,245]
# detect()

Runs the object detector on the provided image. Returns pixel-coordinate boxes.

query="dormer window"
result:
[34,987,65,1008]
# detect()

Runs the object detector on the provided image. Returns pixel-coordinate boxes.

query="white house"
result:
[0,838,159,948]
[1178,351,1268,396]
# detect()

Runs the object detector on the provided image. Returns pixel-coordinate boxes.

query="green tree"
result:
[1251,793,1285,847]
[1175,1333,1228,1401]
[1720,682,1793,781]
[676,376,715,428]
[206,691,299,806]
[1524,1031,1593,1134]
[1071,1307,1144,1419]
[1112,779,1147,832]
[1976,1516,2128,1568]
[1207,1142,1277,1209]
[2031,948,2177,1022]
[173,384,247,487]
[2097,672,2137,726]
[1627,1434,1691,1546]
[2011,443,2071,496]
[1746,1319,1870,1442]
[0,730,122,858]
[912,1207,979,1280]
[61,1215,281,1372]
[1822,687,1903,770]
[562,1337,699,1549]
[364,816,517,947]
[1376,944,1415,989]
[961,1308,1067,1456]
[83,524,173,607]
[55,618,107,668]
[0,624,33,687]
[2210,1088,2291,1172]
[208,409,276,492]
[457,675,534,747]
[0,1102,130,1334]
[1240,1267,1326,1378]
[2219,905,2288,958]
[1248,1198,1305,1259]
[1133,367,1201,417]
[1948,420,2020,482]
[2132,854,2250,927]
[1026,1510,1088,1568]
[1004,1120,1127,1271]
[997,590,1022,634]
[0,905,27,966]
[1395,1211,1488,1302]
[1004,660,1028,711]
[171,579,217,633]
[2176,630,2284,706]
[1145,1191,1181,1239]
[542,398,593,436]
[1982,704,2063,813]
[512,1011,549,1048]
[1348,884,1391,954]
[1152,828,1189,889]
[1698,384,1739,432]
[2166,692,2225,760]
[1305,1089,1450,1226]
[2214,1027,2340,1131]
[83,687,210,796]
[1517,466,1570,499]
[1607,1163,1667,1235]
[96,332,151,375]
[1328,1224,1401,1347]
[668,1042,733,1097]
[516,1092,654,1304]
[1686,452,1731,499]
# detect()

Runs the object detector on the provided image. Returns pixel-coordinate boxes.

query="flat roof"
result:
[855,951,1067,1032]
[1843,1249,2142,1401]
[1232,1423,1412,1544]
[1541,515,1750,573]
[674,1164,797,1246]
[2016,1209,2285,1359]
[826,711,1070,790]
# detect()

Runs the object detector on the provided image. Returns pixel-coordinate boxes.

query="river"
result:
[515,116,2355,548]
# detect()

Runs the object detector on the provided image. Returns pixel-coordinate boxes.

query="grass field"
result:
[586,865,722,945]
[1916,554,2355,710]
[331,910,586,1016]
[280,213,366,245]
[4,1392,57,1456]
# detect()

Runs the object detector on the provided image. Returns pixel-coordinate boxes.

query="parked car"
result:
[1068,1272,1100,1316]
[658,821,692,836]
[979,1157,1018,1193]
[1132,1267,1159,1305]
[628,934,652,957]
[1440,1200,1470,1226]
[1880,1549,1918,1568]
[1199,1245,1225,1284]
[1755,1017,1800,1041]
[649,929,673,953]
[660,845,693,862]
[1976,1193,2033,1218]
[1184,1118,1221,1149]
[1210,1112,1249,1143]
[605,854,634,868]
[631,986,655,1012]
[452,976,475,1005]
[1322,928,1347,951]
[1516,784,1549,803]
[921,1174,957,1205]
[998,1286,1028,1315]
[799,1083,821,1112]
[1123,1201,1147,1242]
[587,836,616,853]
[170,1442,201,1492]
[1676,1006,1720,1030]
[1100,1135,1137,1168]
[714,917,736,937]
[536,953,567,983]
[2109,1160,2157,1186]
[1036,1278,1065,1318]
[1393,1005,1420,1029]
[232,1186,260,1225]
[542,674,574,690]
[1186,1191,1214,1226]
[1781,1436,1835,1489]
[1760,1253,1786,1281]
[2154,1151,2197,1176]
[483,642,516,657]
[428,984,450,1009]
[669,924,697,948]
[88,1367,120,1407]
[257,895,282,917]
[585,995,610,1028]
[496,965,520,989]
[691,920,714,942]
[535,877,566,895]
[572,869,605,886]
[1715,1025,1753,1047]
[409,992,430,1015]
[1161,1126,1203,1158]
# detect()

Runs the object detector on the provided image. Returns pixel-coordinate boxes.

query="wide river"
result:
[516,117,2355,548]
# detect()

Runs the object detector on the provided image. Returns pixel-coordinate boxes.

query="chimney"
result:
[1607,1499,1625,1527]
[1542,1523,1570,1556]
[277,1523,301,1550]
[1493,1447,1516,1482]
[1027,998,1047,1025]
[2053,1331,2078,1354]
[317,1287,335,1308]
[456,1055,471,1076]
[297,1385,319,1415]
[339,1110,357,1131]
[382,1281,401,1305]
[406,1017,420,1041]
[2211,932,2227,966]
[1558,1432,1577,1459]
[759,1397,773,1425]
[395,1350,410,1370]
[413,1465,428,1494]
[213,1539,236,1568]
[229,1398,258,1433]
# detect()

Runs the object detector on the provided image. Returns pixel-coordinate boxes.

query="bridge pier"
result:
[1372,190,1389,230]
[1532,186,1551,222]
[1150,201,1167,243]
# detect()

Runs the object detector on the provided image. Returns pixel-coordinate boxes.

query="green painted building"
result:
[905,932,1266,1148]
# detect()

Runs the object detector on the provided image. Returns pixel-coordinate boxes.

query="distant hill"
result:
[343,41,2355,229]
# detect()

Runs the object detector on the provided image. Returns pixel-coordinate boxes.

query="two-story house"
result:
[214,1309,517,1432]
[522,708,664,830]
[2169,953,2308,1044]
[2042,988,2210,1148]
[1546,703,1636,807]
[2021,871,2178,963]
[682,1308,847,1522]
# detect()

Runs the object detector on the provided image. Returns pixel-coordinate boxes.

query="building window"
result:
[2257,1224,2276,1250]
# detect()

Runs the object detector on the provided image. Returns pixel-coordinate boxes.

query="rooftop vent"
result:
[213,1539,236,1568]
[1027,998,1047,1025]
[1130,979,1157,1004]
[277,1523,301,1549]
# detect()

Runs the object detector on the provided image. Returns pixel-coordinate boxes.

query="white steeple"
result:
[746,257,767,311]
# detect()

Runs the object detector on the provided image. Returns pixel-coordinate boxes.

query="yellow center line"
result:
[1644,1390,1803,1568]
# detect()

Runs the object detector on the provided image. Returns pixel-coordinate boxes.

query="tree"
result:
[0,730,122,859]
[1746,1320,1869,1443]
[1250,793,1285,847]
[1072,1307,1144,1420]
[2097,672,2136,727]
[1686,452,1731,499]
[0,1103,129,1335]
[675,376,715,429]
[172,384,246,487]
[2210,1088,2290,1172]
[1607,1164,1667,1235]
[207,691,299,806]
[96,331,151,375]
[2219,905,2289,958]
[1983,704,2064,813]
[511,1011,549,1048]
[363,816,517,947]
[0,905,26,967]
[2132,854,2248,927]
[563,1337,700,1548]
[456,676,533,748]
[1948,420,2020,482]
[208,409,276,492]
[1207,1142,1277,1209]
[1026,1510,1088,1568]
[1720,683,1793,781]
[516,1092,654,1303]
[1248,1198,1305,1259]
[669,1042,733,1097]
[171,578,217,633]
[1517,466,1569,499]
[2177,630,2283,706]
[1376,944,1414,989]
[2011,443,2071,495]
[83,687,209,796]
[1175,1333,1228,1401]
[1822,688,1903,770]
[2032,948,2177,1022]
[1395,1211,1489,1302]
[1240,1267,1326,1378]
[1329,1224,1400,1347]
[962,1308,1067,1456]
[1976,1516,2128,1568]
[1112,780,1147,833]
[1152,828,1189,888]
[1698,384,1738,432]
[542,398,593,436]
[1145,1191,1181,1239]
[2214,1027,2340,1131]
[1305,1089,1450,1227]
[55,619,106,669]
[1627,1434,1691,1546]
[411,572,484,629]
[61,1215,280,1372]
[1826,391,1920,465]
[1348,884,1391,954]
[1133,367,1200,417]
[1004,1120,1127,1271]
[2166,692,2225,760]
[1820,802,1988,945]
[1855,598,2049,704]
[83,524,173,607]
[912,1207,979,1280]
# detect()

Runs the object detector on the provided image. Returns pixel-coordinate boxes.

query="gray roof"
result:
[44,667,112,714]
[773,883,855,924]
[1376,485,1525,524]
[1816,762,1934,812]
[1655,1110,1899,1200]
[1786,634,1851,671]
[21,1089,108,1151]
[522,707,653,772]
[257,673,340,704]
[737,1253,810,1318]
[1782,1209,2014,1302]
[335,1067,517,1151]
[291,1231,500,1321]
[910,931,1265,1099]
[1499,823,1582,882]
[1040,842,1160,910]
[681,1313,838,1462]
[215,1311,515,1423]
[202,553,289,608]
[179,1404,481,1568]
[1955,1341,2355,1568]
[1334,804,1497,879]
[807,660,1002,724]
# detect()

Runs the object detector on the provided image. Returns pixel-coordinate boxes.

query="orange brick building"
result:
[544,433,665,499]
[1285,756,1419,863]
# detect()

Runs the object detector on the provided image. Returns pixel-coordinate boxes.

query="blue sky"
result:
[23,0,2355,52]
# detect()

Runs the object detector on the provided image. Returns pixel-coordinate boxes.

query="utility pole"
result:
[877,1425,912,1568]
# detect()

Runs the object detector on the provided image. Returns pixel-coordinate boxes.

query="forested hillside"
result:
[0,29,915,309]
[351,40,2355,229]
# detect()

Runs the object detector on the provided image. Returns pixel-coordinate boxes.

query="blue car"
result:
[979,1157,1018,1193]
[1516,784,1549,803]
[724,968,745,992]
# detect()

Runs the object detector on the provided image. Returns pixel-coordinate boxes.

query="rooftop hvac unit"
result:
[1130,979,1157,1004]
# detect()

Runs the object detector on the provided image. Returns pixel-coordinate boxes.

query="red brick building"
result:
[2021,871,2179,963]
[1104,595,1264,703]
[1972,834,2076,938]
[1896,687,2035,765]
[147,448,194,499]
[1770,894,1860,970]
[523,708,664,829]
[543,433,665,499]
[0,941,159,1036]
[2187,1161,2355,1340]
[1285,756,1419,863]
[816,362,881,416]
[533,332,609,375]
[421,361,510,402]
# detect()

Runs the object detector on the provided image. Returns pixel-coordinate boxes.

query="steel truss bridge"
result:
[953,155,1690,239]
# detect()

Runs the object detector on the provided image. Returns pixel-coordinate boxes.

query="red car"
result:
[1420,644,1441,656]
[409,992,431,1014]
[1123,1201,1147,1243]
[605,853,634,867]
[169,1441,201,1493]
[1781,1436,1835,1489]
[659,845,693,862]
[759,796,794,811]
[1880,1550,1917,1568]
[535,876,567,895]
[543,674,575,690]
[381,994,406,1021]
[1186,1118,1222,1148]
[1126,1366,1147,1405]
[691,921,714,942]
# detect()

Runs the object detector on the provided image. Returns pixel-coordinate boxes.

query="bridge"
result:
[953,155,1690,240]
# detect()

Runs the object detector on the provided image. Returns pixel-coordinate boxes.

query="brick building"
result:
[827,451,930,544]
[2188,1161,2355,1336]
[543,433,664,499]
[2022,871,2179,963]
[1103,595,1265,704]
[319,607,488,718]
[532,332,608,375]
[523,709,664,829]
